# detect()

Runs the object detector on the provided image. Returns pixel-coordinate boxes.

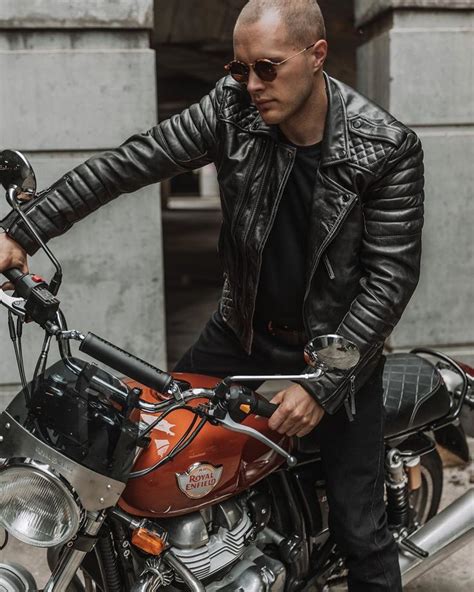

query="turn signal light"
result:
[131,527,166,555]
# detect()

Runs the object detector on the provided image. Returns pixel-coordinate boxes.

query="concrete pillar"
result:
[0,0,166,389]
[199,164,219,198]
[355,0,474,363]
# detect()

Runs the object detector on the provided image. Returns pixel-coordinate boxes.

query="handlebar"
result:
[250,394,278,418]
[225,384,278,422]
[1,267,60,325]
[79,332,174,395]
[3,268,24,284]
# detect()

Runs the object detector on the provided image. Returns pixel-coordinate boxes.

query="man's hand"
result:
[268,384,325,437]
[0,233,28,291]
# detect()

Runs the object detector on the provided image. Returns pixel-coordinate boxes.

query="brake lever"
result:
[0,288,26,318]
[210,409,297,467]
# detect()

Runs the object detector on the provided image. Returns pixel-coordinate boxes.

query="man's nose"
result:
[246,69,266,95]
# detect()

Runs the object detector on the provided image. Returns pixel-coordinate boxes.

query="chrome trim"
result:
[228,369,323,382]
[0,412,125,510]
[0,289,26,317]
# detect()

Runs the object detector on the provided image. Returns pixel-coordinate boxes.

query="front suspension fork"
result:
[43,511,105,592]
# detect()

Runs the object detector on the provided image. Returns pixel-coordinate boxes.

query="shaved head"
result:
[235,0,326,46]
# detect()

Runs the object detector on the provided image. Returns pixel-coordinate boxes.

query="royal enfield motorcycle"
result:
[0,150,473,592]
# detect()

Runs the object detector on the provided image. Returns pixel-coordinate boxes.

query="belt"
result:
[263,320,307,348]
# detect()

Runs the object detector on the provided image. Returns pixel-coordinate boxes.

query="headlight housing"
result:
[0,460,82,547]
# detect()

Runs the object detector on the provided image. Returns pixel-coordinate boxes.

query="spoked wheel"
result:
[409,448,443,525]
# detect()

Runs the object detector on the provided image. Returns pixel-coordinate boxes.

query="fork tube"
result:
[43,512,105,592]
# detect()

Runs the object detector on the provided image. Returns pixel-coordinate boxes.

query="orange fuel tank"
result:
[119,373,290,518]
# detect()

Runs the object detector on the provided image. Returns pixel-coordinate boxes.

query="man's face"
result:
[233,11,324,126]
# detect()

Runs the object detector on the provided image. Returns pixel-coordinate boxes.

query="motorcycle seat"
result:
[382,353,451,438]
[295,353,452,457]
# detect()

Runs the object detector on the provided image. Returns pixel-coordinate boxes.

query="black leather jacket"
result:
[2,73,424,415]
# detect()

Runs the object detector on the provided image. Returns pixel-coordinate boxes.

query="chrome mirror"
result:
[0,150,36,202]
[304,335,360,370]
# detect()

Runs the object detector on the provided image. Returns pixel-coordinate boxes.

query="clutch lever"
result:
[209,409,297,467]
[0,287,26,318]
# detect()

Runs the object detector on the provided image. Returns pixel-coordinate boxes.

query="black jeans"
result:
[174,311,402,591]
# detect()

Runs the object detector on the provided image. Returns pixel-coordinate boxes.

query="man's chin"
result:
[259,110,284,125]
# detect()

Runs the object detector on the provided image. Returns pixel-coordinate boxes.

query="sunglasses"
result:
[225,43,316,83]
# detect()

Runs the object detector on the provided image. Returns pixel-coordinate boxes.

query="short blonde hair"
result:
[235,0,326,45]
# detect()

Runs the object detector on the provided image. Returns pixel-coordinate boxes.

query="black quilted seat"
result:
[383,353,451,437]
[295,353,452,456]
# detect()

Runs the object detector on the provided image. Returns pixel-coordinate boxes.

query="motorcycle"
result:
[0,149,473,592]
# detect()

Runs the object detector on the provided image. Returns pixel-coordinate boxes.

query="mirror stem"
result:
[7,186,63,295]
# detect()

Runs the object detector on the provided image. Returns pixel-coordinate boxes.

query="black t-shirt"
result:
[254,132,321,330]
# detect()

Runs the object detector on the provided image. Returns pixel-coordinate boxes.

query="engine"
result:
[156,495,286,592]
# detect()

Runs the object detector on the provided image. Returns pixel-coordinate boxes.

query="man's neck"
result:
[278,75,328,146]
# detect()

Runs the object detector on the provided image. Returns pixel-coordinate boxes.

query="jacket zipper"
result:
[245,145,296,352]
[303,191,358,337]
[239,139,272,324]
[344,375,357,422]
[231,140,265,236]
[337,342,381,421]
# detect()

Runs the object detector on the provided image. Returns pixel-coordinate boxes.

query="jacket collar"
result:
[248,72,350,167]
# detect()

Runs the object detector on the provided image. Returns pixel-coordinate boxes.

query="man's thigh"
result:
[173,310,263,378]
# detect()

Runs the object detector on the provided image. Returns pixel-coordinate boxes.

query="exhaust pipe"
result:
[400,489,474,585]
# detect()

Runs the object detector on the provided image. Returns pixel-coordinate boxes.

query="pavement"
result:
[1,206,473,588]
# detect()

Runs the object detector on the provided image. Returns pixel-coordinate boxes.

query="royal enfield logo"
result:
[176,463,223,499]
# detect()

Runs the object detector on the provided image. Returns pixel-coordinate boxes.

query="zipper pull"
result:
[344,375,357,423]
[350,375,356,416]
[323,253,335,280]
[344,396,354,422]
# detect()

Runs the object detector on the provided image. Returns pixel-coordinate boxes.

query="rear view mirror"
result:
[0,150,36,202]
[304,334,360,370]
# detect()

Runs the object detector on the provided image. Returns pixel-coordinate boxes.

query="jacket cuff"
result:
[294,366,347,414]
[295,344,384,415]
[1,209,42,255]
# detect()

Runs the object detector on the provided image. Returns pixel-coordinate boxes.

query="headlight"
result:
[0,461,81,547]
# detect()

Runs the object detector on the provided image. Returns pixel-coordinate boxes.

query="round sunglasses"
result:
[225,43,316,83]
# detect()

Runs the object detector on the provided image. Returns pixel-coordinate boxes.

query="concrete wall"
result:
[0,0,166,389]
[356,1,474,363]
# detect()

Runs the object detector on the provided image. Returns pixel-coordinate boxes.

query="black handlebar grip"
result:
[3,268,28,297]
[3,268,24,283]
[79,332,173,394]
[253,396,278,418]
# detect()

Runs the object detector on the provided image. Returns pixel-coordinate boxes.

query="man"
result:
[0,0,423,589]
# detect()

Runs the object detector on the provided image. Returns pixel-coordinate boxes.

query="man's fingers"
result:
[0,282,14,291]
[270,391,285,404]
[268,409,286,431]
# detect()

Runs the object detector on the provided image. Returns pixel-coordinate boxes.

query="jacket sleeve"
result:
[298,129,425,414]
[2,82,225,255]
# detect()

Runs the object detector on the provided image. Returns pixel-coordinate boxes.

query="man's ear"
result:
[312,39,328,72]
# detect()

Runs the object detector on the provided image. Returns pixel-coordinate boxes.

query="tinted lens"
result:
[226,61,249,83]
[254,60,277,81]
